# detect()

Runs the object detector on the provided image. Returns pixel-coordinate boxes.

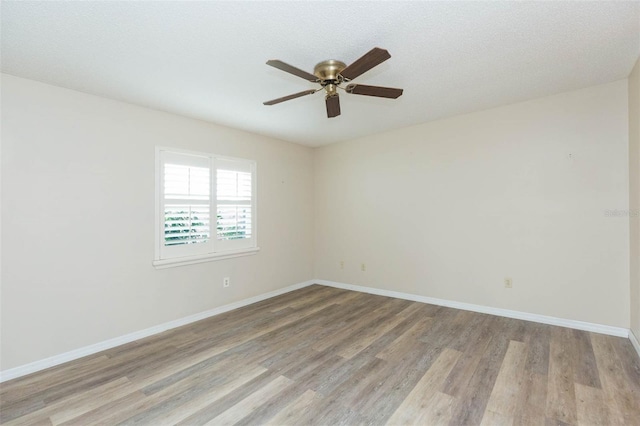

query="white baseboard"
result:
[630,330,640,359]
[315,280,630,338]
[0,280,316,383]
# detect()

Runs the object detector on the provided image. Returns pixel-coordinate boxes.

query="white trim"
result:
[0,280,315,383]
[152,247,260,269]
[315,280,630,338]
[154,146,161,261]
[630,330,640,359]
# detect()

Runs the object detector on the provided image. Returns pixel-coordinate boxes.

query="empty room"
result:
[1,1,639,425]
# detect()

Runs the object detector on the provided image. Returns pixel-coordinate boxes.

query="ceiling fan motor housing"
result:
[313,60,347,82]
[314,60,346,98]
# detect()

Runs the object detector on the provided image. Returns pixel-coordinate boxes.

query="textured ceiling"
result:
[2,1,639,147]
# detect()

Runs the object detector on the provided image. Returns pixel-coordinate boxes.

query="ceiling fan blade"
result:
[326,95,341,118]
[263,89,317,106]
[266,60,318,82]
[339,47,391,81]
[346,84,403,99]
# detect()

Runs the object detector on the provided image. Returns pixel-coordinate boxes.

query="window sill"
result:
[153,247,260,269]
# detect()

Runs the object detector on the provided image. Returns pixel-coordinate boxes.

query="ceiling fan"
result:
[263,47,403,118]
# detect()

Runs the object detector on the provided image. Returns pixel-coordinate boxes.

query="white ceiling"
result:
[2,1,639,147]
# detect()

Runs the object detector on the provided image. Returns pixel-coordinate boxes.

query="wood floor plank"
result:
[57,390,148,426]
[130,364,267,426]
[264,389,316,426]
[610,334,640,399]
[0,355,110,405]
[480,409,513,426]
[136,303,344,394]
[395,300,428,318]
[2,285,640,426]
[298,314,424,399]
[546,327,578,425]
[524,322,551,376]
[385,348,461,425]
[336,311,406,359]
[114,363,268,425]
[445,310,488,352]
[272,285,345,311]
[367,320,449,411]
[320,356,388,407]
[293,392,367,426]
[590,333,640,425]
[569,329,601,389]
[311,298,404,353]
[233,382,319,426]
[574,383,612,425]
[170,369,283,425]
[201,375,293,426]
[3,377,133,426]
[482,340,528,420]
[448,317,514,425]
[185,285,334,339]
[440,314,494,397]
[182,298,340,355]
[376,315,434,361]
[356,346,445,423]
[514,371,548,425]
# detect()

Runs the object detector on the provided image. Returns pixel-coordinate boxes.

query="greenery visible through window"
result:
[164,207,210,245]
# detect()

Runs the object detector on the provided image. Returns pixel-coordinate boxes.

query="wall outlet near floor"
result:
[361,263,366,272]
[340,261,344,270]
[223,277,230,288]
[504,277,513,288]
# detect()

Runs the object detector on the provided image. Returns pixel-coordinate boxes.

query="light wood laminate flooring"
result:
[1,285,639,425]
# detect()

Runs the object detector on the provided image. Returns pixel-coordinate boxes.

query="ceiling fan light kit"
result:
[263,47,403,118]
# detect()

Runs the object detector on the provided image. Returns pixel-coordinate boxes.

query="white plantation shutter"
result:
[159,152,212,258]
[156,149,257,264]
[215,158,254,250]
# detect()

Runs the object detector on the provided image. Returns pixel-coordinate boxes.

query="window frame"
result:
[153,146,259,269]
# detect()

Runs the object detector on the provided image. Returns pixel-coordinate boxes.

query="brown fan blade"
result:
[326,95,341,118]
[339,47,391,81]
[266,60,318,82]
[263,89,317,106]
[346,84,403,99]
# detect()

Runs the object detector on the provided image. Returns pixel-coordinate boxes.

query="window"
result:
[154,148,258,268]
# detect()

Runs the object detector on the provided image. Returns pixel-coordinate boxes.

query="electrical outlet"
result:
[223,277,230,288]
[504,277,512,288]
[361,263,366,272]
[339,261,344,270]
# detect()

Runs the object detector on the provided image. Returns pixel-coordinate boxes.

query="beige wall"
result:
[630,57,640,339]
[0,75,315,370]
[315,80,630,328]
